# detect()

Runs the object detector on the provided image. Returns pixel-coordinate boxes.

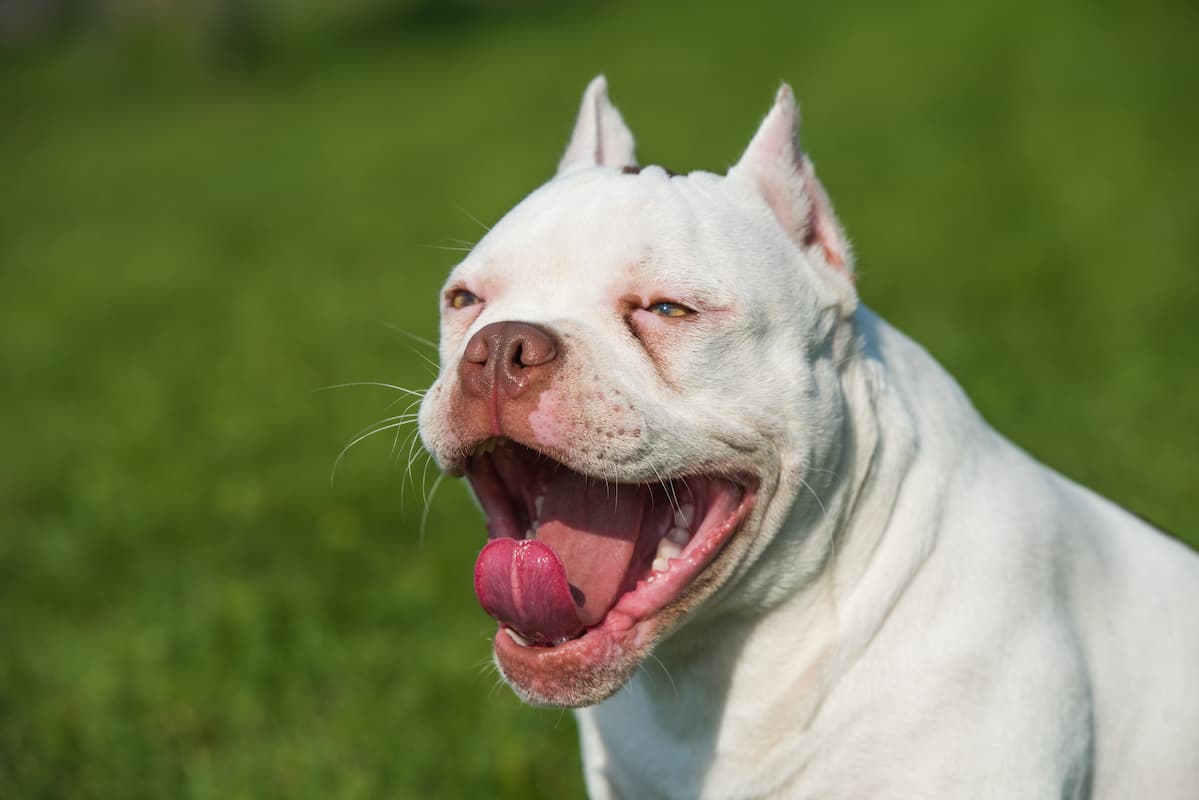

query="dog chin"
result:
[491,615,653,708]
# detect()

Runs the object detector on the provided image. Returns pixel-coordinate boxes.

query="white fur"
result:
[419,78,1199,798]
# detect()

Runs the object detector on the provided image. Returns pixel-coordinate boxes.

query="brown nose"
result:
[459,321,559,400]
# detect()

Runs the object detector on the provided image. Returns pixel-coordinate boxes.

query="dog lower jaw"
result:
[492,611,648,708]
[489,486,758,708]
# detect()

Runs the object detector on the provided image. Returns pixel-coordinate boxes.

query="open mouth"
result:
[467,438,756,649]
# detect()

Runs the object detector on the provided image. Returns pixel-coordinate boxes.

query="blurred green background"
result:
[1,0,1195,796]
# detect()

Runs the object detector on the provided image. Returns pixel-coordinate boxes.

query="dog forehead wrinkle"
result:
[481,171,701,255]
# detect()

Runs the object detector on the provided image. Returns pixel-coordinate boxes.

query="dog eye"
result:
[448,289,482,309]
[648,301,694,318]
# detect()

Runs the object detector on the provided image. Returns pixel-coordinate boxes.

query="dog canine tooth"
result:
[651,557,669,574]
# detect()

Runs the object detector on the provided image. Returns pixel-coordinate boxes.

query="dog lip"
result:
[487,479,758,701]
[444,434,542,476]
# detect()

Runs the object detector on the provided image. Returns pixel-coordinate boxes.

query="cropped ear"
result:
[729,85,853,277]
[557,75,637,176]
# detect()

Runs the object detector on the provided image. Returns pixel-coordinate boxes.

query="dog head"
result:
[419,77,858,707]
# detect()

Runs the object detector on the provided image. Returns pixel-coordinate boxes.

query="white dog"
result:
[418,76,1199,798]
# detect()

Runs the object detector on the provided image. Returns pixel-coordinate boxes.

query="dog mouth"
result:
[466,438,755,650]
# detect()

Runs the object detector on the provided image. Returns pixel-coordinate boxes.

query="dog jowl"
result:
[418,77,1199,798]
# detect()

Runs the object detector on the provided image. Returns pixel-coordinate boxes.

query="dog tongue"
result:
[473,471,643,644]
[475,539,583,644]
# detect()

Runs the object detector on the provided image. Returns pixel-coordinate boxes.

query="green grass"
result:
[1,1,1196,796]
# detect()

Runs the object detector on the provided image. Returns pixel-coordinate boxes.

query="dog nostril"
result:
[516,337,556,367]
[464,336,490,365]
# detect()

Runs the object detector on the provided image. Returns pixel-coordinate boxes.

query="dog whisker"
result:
[799,476,827,515]
[398,425,424,476]
[331,416,419,485]
[646,652,680,704]
[419,472,445,547]
[454,204,493,233]
[383,395,424,423]
[807,467,843,482]
[349,414,421,439]
[650,465,684,520]
[394,427,425,513]
[317,380,427,396]
[376,321,439,352]
[398,419,412,462]
[407,345,440,377]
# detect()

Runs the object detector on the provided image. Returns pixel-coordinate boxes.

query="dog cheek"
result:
[417,382,444,452]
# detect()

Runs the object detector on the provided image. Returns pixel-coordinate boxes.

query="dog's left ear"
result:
[557,75,638,176]
[729,85,853,278]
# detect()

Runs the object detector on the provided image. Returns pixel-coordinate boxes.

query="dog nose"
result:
[459,321,559,400]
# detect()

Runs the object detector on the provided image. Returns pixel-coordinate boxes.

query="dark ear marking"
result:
[620,165,681,177]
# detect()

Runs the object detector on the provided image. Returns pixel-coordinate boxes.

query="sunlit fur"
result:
[419,77,1199,799]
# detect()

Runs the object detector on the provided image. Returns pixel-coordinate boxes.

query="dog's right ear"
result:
[557,76,637,176]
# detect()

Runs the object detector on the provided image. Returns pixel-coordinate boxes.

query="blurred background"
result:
[1,0,1195,796]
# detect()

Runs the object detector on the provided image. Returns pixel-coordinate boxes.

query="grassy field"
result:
[1,0,1195,796]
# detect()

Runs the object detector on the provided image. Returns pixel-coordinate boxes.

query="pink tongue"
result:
[473,472,644,645]
[475,539,582,644]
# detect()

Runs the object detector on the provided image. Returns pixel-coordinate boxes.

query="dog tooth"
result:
[504,628,530,647]
[652,557,669,573]
[675,504,695,528]
[665,526,690,546]
[656,538,683,562]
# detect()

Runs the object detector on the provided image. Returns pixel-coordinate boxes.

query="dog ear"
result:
[729,85,853,277]
[557,75,638,176]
